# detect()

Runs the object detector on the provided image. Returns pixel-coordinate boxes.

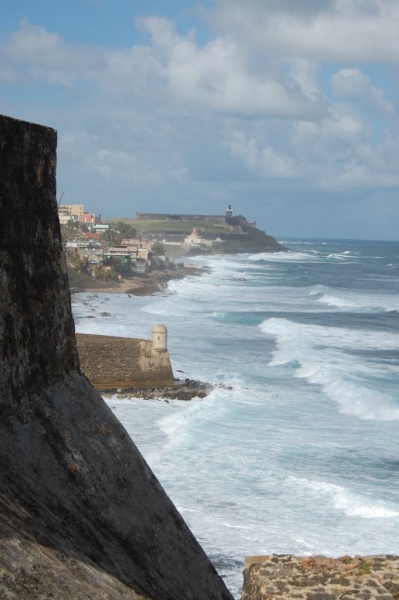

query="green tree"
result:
[60,219,82,241]
[105,255,132,275]
[114,221,137,239]
[152,241,165,255]
[101,228,121,245]
[92,264,116,281]
[69,251,89,273]
[102,222,138,246]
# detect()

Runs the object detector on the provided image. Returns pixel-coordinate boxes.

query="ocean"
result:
[72,238,399,598]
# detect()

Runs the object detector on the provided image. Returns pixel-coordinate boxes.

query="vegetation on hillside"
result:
[110,218,224,235]
[101,221,137,245]
[67,267,119,291]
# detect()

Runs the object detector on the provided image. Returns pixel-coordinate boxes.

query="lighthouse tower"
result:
[225,204,233,218]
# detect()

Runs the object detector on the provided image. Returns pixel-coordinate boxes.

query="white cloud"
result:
[2,8,398,238]
[210,0,399,63]
[286,59,321,100]
[290,108,399,191]
[230,131,299,178]
[7,21,102,85]
[138,16,323,119]
[330,68,395,115]
[5,18,323,120]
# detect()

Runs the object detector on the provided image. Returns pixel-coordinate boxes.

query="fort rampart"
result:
[76,331,174,390]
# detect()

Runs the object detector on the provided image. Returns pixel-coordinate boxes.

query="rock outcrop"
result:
[0,114,233,600]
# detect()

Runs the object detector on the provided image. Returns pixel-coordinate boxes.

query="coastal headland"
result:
[63,202,286,295]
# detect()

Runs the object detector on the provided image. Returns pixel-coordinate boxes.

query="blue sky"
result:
[1,0,398,240]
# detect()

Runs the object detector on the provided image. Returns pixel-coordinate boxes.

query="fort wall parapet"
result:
[242,554,399,600]
[136,212,227,223]
[76,329,174,390]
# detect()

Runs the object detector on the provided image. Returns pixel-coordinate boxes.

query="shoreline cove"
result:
[72,263,210,296]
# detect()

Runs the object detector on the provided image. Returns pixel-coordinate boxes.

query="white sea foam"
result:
[248,251,319,262]
[317,294,360,308]
[288,477,399,519]
[308,284,329,296]
[316,291,398,312]
[157,391,228,448]
[259,317,399,420]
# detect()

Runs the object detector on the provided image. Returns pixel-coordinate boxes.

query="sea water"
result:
[72,239,399,598]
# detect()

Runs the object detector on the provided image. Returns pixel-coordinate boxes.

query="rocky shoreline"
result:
[103,378,233,401]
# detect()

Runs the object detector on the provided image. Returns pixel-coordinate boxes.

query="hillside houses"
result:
[60,202,269,279]
[65,239,155,274]
[65,240,103,264]
[60,204,157,276]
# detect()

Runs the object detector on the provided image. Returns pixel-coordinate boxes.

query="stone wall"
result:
[0,115,78,405]
[136,212,226,223]
[0,114,233,600]
[241,554,399,600]
[76,333,174,390]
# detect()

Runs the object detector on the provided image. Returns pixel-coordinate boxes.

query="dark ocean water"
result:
[72,238,399,598]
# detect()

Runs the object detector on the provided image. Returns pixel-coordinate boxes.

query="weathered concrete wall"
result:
[241,554,399,600]
[0,114,233,600]
[76,333,174,390]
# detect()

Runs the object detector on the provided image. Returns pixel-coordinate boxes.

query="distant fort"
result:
[136,213,225,221]
[136,206,256,228]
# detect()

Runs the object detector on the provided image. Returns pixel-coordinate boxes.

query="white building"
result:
[183,228,213,247]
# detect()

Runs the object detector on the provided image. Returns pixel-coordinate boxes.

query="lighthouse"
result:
[225,204,233,218]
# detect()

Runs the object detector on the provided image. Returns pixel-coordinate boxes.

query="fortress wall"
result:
[0,114,233,600]
[136,212,226,223]
[76,333,175,390]
[241,554,399,600]
[0,115,78,406]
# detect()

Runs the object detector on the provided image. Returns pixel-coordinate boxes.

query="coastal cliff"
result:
[0,114,233,599]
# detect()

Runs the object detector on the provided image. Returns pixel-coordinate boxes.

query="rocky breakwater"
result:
[0,114,233,600]
[111,379,233,401]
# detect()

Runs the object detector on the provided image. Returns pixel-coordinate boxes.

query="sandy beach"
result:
[77,263,208,296]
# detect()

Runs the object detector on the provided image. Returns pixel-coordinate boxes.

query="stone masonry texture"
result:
[241,554,399,600]
[76,333,174,390]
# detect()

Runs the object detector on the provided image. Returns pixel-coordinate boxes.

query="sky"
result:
[1,0,398,240]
